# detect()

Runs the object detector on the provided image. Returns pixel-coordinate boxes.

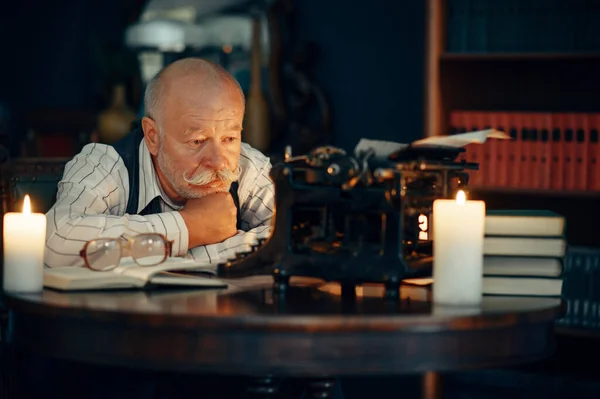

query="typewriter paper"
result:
[354,139,409,160]
[354,130,509,160]
[411,129,510,148]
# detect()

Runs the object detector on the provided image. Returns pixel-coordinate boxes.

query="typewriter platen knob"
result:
[327,163,341,176]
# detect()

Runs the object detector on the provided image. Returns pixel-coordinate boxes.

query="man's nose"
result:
[201,142,226,170]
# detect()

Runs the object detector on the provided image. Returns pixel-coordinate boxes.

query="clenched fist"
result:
[178,192,238,248]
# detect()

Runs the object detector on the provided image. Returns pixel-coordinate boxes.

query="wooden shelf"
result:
[423,0,600,248]
[439,57,600,113]
[441,52,600,61]
[423,0,600,136]
[471,187,600,199]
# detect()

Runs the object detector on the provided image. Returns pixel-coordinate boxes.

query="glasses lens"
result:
[131,234,167,266]
[85,239,120,271]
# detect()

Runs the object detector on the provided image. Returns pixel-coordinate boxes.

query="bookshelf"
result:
[424,0,600,247]
[424,0,600,138]
[440,52,600,61]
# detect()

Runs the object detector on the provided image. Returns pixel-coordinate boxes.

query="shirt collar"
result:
[137,140,182,213]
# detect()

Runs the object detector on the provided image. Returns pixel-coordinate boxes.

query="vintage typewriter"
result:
[218,140,477,298]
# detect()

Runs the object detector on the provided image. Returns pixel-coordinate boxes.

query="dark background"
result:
[2,2,600,398]
[0,0,426,154]
[1,0,599,249]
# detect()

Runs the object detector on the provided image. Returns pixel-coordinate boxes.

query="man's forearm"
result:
[45,207,190,268]
[187,225,272,268]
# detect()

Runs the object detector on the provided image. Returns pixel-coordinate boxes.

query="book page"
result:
[116,257,215,281]
[43,267,143,290]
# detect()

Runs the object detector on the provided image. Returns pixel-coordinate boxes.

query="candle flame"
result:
[456,190,466,205]
[23,195,31,214]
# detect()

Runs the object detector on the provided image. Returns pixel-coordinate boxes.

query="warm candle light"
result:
[456,190,466,205]
[3,194,46,293]
[23,195,31,214]
[432,190,485,305]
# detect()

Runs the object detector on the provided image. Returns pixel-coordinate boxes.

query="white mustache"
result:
[183,165,241,186]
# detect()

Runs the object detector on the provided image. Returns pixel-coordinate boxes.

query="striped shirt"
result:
[44,139,274,270]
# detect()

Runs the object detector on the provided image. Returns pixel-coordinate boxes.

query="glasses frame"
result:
[79,233,174,272]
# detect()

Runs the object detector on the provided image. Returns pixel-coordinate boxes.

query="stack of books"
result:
[481,210,566,297]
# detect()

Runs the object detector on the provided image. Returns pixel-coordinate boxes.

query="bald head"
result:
[144,58,245,124]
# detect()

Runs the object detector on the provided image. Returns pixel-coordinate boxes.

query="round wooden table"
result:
[4,278,562,398]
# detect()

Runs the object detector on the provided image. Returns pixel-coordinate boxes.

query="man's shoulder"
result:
[237,143,273,202]
[240,142,272,174]
[74,142,122,161]
[63,142,125,179]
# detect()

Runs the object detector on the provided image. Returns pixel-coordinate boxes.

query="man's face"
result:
[153,84,244,200]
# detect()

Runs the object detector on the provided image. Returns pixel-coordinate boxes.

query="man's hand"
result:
[178,192,238,248]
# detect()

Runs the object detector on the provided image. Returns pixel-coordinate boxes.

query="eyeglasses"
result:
[79,233,174,272]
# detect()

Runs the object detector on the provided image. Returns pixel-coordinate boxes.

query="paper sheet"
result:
[411,129,510,148]
[353,129,510,159]
[354,138,408,159]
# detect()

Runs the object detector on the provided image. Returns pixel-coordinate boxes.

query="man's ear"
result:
[141,116,160,156]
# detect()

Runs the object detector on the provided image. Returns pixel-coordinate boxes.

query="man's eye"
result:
[190,139,205,147]
[224,137,237,144]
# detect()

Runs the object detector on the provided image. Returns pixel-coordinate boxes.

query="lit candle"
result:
[432,190,485,305]
[3,195,46,293]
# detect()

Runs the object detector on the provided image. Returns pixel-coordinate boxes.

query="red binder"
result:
[524,112,539,189]
[494,112,512,188]
[563,113,578,191]
[550,113,565,191]
[476,111,492,188]
[588,113,600,191]
[486,111,501,187]
[573,113,589,191]
[507,112,522,189]
[537,112,553,190]
[515,112,530,189]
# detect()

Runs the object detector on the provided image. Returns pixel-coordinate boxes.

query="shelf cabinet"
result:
[424,0,600,247]
[424,0,600,138]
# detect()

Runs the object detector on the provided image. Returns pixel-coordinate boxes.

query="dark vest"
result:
[112,123,241,227]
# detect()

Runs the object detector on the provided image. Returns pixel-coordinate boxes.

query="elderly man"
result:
[44,57,273,268]
[26,58,272,398]
[36,57,348,399]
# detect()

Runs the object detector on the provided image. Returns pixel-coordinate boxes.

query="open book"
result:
[44,256,227,291]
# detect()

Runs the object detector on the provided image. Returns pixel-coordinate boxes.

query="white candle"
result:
[432,190,485,305]
[3,195,46,293]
